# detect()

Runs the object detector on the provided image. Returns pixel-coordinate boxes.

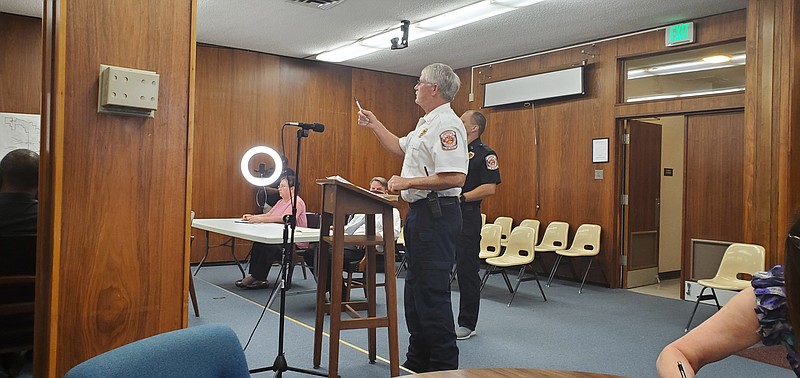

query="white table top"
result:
[191,218,321,244]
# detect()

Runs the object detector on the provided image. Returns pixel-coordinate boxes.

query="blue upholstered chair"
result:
[64,324,250,378]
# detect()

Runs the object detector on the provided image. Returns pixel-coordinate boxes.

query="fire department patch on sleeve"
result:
[440,130,458,150]
[485,154,499,170]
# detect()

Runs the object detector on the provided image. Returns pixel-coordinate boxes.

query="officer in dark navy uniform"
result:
[454,110,501,340]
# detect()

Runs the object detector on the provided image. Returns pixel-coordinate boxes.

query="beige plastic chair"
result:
[395,227,407,276]
[535,221,569,280]
[478,224,503,260]
[546,224,604,294]
[493,216,514,247]
[518,219,540,237]
[685,243,766,331]
[481,226,547,306]
[188,211,199,317]
[481,213,487,227]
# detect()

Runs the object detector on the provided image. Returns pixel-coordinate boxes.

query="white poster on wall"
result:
[0,112,41,159]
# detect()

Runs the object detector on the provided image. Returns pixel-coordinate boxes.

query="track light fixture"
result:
[391,20,410,50]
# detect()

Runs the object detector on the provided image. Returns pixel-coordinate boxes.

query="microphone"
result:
[286,122,325,132]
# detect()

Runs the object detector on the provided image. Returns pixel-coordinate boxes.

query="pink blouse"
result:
[266,196,308,248]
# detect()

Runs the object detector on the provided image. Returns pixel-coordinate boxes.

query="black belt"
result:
[409,196,459,207]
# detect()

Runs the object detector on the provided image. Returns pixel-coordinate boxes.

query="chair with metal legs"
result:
[546,224,604,294]
[535,221,569,285]
[684,243,765,331]
[481,226,546,306]
[493,216,514,248]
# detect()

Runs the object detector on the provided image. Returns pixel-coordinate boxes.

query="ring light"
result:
[240,146,282,187]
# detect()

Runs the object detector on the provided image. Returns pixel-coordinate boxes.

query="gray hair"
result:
[370,176,388,190]
[421,63,460,101]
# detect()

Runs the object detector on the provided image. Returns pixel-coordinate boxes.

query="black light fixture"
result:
[391,20,410,50]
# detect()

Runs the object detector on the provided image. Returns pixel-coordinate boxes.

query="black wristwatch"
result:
[460,194,467,203]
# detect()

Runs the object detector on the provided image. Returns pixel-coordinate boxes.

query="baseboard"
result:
[658,270,680,280]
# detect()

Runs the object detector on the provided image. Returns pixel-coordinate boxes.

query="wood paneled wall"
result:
[454,10,747,286]
[39,0,195,375]
[744,0,800,265]
[0,13,41,114]
[3,3,796,372]
[191,45,419,262]
[683,112,745,277]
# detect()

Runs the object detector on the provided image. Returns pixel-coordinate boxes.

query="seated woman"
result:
[656,215,800,377]
[235,175,307,289]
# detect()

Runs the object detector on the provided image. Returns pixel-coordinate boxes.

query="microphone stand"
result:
[250,128,327,378]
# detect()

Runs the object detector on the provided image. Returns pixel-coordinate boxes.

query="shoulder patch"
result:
[440,130,458,150]
[485,154,499,170]
[468,151,475,159]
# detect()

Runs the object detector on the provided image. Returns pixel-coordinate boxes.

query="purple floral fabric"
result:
[753,265,799,375]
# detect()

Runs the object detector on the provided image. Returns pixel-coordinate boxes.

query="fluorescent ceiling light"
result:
[315,0,545,62]
[677,87,744,97]
[627,87,744,102]
[417,1,515,32]
[492,0,546,7]
[316,43,380,62]
[702,55,732,63]
[627,53,746,80]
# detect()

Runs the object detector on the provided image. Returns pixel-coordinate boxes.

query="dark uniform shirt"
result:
[463,138,501,203]
[0,192,37,236]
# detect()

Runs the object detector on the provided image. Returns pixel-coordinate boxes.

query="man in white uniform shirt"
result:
[357,63,467,372]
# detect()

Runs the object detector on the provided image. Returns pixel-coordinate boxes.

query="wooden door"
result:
[683,112,744,288]
[622,120,662,288]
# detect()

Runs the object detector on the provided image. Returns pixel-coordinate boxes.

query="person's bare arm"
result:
[387,172,466,192]
[656,287,761,377]
[357,109,403,158]
[463,183,497,202]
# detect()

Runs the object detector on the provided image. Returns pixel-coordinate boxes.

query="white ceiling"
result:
[1,0,747,76]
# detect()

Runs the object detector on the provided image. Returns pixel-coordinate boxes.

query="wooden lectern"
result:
[313,178,400,377]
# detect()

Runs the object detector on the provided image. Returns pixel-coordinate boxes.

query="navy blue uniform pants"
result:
[403,198,461,372]
[455,203,482,330]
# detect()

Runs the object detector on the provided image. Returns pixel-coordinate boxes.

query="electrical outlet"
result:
[98,64,159,117]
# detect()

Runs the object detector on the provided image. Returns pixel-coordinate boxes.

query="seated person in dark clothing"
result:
[0,149,38,377]
[0,149,39,236]
[304,177,401,294]
[235,176,307,289]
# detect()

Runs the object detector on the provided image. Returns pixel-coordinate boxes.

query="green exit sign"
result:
[665,22,695,47]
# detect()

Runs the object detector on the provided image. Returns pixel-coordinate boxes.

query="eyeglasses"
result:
[415,79,435,87]
[789,234,800,250]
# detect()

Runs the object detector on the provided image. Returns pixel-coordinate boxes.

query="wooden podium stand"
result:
[313,178,400,377]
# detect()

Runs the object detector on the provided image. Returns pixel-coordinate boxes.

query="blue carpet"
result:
[189,264,791,377]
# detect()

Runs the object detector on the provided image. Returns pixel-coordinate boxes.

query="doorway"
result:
[620,111,745,300]
[620,116,685,298]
